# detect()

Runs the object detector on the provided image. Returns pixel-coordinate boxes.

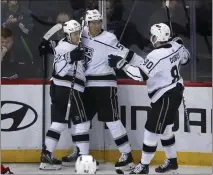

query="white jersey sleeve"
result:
[53,40,77,77]
[108,33,145,66]
[53,52,72,77]
[108,33,136,62]
[123,42,190,82]
[123,52,160,82]
[139,52,161,77]
[52,40,86,92]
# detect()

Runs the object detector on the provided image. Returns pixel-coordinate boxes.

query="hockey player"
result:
[62,9,135,170]
[38,20,91,170]
[108,23,190,174]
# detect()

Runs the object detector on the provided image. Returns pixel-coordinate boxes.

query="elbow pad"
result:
[123,64,143,82]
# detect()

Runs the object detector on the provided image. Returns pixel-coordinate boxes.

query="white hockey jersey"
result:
[52,38,86,92]
[81,27,131,87]
[124,41,190,103]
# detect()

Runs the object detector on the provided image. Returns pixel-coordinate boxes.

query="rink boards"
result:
[1,80,212,166]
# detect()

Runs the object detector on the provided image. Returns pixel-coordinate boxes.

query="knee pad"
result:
[73,121,90,135]
[50,122,67,133]
[161,124,174,140]
[143,129,158,146]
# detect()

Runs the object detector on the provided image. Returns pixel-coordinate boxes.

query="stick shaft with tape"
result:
[165,0,190,132]
[65,4,87,128]
[41,23,63,144]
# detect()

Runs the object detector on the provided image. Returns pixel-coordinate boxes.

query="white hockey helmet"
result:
[75,155,97,174]
[63,20,81,35]
[86,9,103,25]
[150,23,171,45]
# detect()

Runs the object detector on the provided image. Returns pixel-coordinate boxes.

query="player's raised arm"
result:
[108,52,160,82]
[180,45,190,65]
[108,33,139,64]
[172,37,190,65]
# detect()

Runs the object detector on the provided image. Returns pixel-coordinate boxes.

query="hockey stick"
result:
[165,0,191,133]
[114,2,138,175]
[65,6,87,128]
[181,0,211,55]
[119,0,137,43]
[41,23,63,144]
[43,23,63,40]
[165,0,173,37]
[20,36,34,64]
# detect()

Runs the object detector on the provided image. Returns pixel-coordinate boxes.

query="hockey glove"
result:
[38,39,54,56]
[172,37,183,45]
[108,54,127,69]
[70,47,85,64]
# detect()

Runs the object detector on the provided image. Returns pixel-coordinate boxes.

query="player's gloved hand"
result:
[172,37,183,45]
[38,39,54,56]
[108,54,127,69]
[70,47,85,64]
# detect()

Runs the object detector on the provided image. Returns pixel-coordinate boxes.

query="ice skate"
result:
[39,146,62,170]
[115,152,135,171]
[155,158,178,174]
[129,162,149,174]
[62,146,80,166]
[62,146,99,170]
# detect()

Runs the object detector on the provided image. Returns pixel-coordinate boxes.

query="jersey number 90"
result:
[171,65,180,83]
[143,59,154,69]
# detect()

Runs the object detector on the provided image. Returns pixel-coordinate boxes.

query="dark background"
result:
[1,0,212,81]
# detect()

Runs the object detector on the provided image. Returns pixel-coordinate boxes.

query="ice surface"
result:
[3,163,212,174]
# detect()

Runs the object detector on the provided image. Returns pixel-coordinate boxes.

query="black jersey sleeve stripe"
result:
[126,51,134,62]
[139,69,149,81]
[94,39,117,49]
[57,63,68,75]
[82,36,117,49]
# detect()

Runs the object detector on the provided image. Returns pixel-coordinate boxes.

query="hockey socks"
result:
[72,121,90,155]
[141,129,158,165]
[161,134,177,159]
[45,122,66,153]
[62,121,90,166]
[106,120,134,170]
[106,120,131,153]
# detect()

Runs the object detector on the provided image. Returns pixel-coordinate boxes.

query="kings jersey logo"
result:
[84,45,94,64]
[83,45,94,69]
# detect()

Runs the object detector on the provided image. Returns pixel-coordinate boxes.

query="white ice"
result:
[3,163,212,174]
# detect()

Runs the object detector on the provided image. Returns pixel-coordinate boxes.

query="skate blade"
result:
[116,162,135,171]
[170,169,179,174]
[116,169,125,174]
[156,169,179,174]
[39,163,61,170]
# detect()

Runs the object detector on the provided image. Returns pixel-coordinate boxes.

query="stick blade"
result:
[43,23,62,40]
